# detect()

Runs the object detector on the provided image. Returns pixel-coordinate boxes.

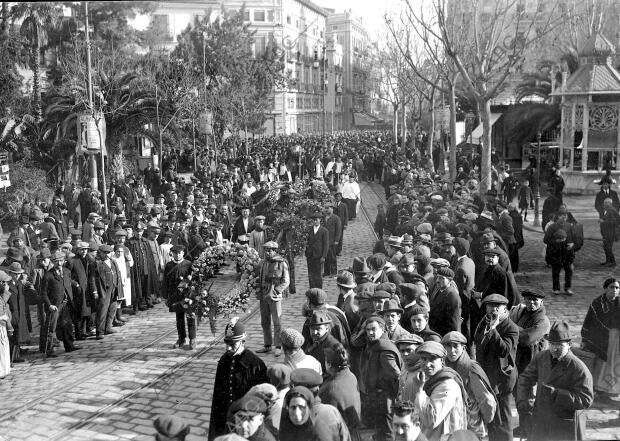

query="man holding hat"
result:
[66,241,96,340]
[473,294,519,441]
[360,314,402,441]
[40,251,76,355]
[428,267,461,337]
[305,211,329,288]
[516,320,594,441]
[209,317,268,441]
[411,341,467,441]
[256,241,289,356]
[442,331,497,439]
[164,245,194,349]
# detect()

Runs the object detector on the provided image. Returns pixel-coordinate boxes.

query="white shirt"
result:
[313,225,320,235]
[341,181,360,200]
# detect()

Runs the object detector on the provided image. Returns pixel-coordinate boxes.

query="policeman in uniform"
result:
[208,318,268,441]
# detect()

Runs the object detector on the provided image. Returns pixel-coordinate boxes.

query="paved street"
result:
[0,184,619,440]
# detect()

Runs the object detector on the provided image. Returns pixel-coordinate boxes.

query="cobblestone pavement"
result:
[0,184,618,440]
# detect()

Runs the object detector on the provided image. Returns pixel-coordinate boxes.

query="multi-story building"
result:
[141,0,343,135]
[326,10,376,129]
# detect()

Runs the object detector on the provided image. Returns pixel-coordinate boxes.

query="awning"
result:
[471,113,502,143]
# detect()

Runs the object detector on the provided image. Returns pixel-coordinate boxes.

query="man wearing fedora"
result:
[305,212,329,289]
[91,244,121,339]
[305,310,340,372]
[256,241,289,356]
[381,299,409,343]
[66,242,96,340]
[208,317,268,441]
[7,262,35,362]
[323,204,342,278]
[516,320,594,441]
[40,251,77,355]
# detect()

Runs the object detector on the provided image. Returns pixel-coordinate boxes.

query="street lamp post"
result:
[533,131,542,227]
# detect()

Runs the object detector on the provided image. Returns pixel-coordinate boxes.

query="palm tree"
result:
[11,2,61,121]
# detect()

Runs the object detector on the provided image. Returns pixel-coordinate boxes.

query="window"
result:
[254,10,265,21]
[254,35,266,56]
[267,10,274,21]
[243,10,250,21]
[152,14,172,41]
[287,15,291,24]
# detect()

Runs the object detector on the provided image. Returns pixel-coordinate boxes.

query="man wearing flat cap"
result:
[509,289,550,375]
[428,267,462,337]
[229,395,276,441]
[40,251,76,355]
[473,294,519,441]
[153,414,190,441]
[65,241,95,341]
[209,317,268,441]
[411,341,467,441]
[442,332,497,439]
[359,314,402,441]
[256,241,289,356]
[280,328,322,374]
[164,245,194,349]
[517,320,593,441]
[305,211,329,288]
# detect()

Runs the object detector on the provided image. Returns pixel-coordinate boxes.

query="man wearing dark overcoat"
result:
[323,205,342,277]
[305,212,329,288]
[127,222,149,310]
[599,197,620,266]
[90,244,121,339]
[208,318,268,441]
[66,241,95,340]
[334,192,348,255]
[40,251,77,355]
[164,245,194,349]
[231,206,254,243]
[516,320,594,441]
[594,180,620,219]
[473,294,519,441]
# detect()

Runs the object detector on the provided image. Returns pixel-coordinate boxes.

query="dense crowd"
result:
[0,130,618,441]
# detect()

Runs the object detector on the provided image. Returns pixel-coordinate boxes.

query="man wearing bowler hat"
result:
[473,294,518,441]
[7,262,35,362]
[381,299,409,343]
[305,211,329,288]
[164,244,194,349]
[66,241,95,340]
[305,310,339,373]
[517,320,594,441]
[208,317,268,441]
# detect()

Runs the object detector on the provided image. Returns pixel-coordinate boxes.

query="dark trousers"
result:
[551,262,573,291]
[96,292,118,336]
[488,392,513,441]
[344,198,357,220]
[286,253,296,294]
[508,243,519,272]
[175,310,196,340]
[603,236,616,264]
[259,297,282,347]
[325,244,338,276]
[140,275,154,306]
[367,392,394,441]
[307,257,323,288]
[44,302,75,352]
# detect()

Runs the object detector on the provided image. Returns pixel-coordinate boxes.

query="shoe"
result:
[117,317,127,323]
[256,346,272,354]
[138,305,148,311]
[46,352,58,358]
[274,348,282,357]
[95,335,104,340]
[609,262,618,267]
[173,339,186,349]
[123,309,136,316]
[565,289,574,296]
[601,261,610,266]
[189,339,195,350]
[75,335,86,341]
[104,329,117,335]
[112,321,126,327]
[13,357,25,363]
[66,346,81,352]
[553,290,561,295]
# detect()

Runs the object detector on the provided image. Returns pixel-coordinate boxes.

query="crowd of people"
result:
[0,130,618,441]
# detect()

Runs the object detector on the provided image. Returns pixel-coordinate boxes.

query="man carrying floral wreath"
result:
[256,241,290,357]
[164,245,195,350]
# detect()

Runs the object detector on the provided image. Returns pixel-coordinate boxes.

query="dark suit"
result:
[600,207,620,264]
[231,216,254,243]
[324,214,342,276]
[454,255,476,340]
[334,201,348,254]
[595,188,620,218]
[305,225,329,288]
[66,255,96,338]
[90,258,121,336]
[41,267,75,352]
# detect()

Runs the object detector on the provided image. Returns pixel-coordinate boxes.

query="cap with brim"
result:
[6,248,23,262]
[365,314,386,327]
[482,248,501,256]
[336,270,356,288]
[114,230,127,237]
[51,251,66,261]
[309,310,332,326]
[372,290,392,300]
[98,244,114,253]
[522,288,545,299]
[441,331,468,345]
[230,395,267,415]
[267,363,292,388]
[87,212,101,220]
[545,320,572,342]
[350,257,371,274]
[416,341,447,358]
[263,241,278,249]
[7,262,24,274]
[153,415,190,439]
[77,241,90,249]
[482,293,509,305]
[290,368,323,387]
[255,215,266,221]
[381,299,403,314]
[395,333,424,346]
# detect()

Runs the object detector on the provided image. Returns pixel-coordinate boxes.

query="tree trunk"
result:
[155,85,163,179]
[1,3,9,36]
[478,98,493,191]
[401,99,407,150]
[427,91,435,172]
[33,24,42,122]
[393,104,398,141]
[449,82,457,181]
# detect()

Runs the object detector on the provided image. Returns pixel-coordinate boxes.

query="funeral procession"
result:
[0,0,619,440]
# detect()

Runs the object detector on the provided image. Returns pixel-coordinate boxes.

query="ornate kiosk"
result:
[552,35,620,194]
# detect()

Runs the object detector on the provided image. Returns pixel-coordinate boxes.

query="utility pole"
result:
[85,2,97,192]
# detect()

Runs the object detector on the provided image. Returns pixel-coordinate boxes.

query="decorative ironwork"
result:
[574,105,584,130]
[589,105,619,131]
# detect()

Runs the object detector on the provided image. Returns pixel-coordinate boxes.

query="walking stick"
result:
[43,311,53,360]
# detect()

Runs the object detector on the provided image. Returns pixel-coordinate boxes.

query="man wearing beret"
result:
[66,241,96,340]
[428,267,461,337]
[209,318,268,441]
[305,212,329,288]
[229,395,276,441]
[442,331,497,439]
[256,241,289,356]
[411,341,467,440]
[473,294,519,441]
[516,320,593,441]
[360,315,402,441]
[40,251,77,355]
[164,245,194,349]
